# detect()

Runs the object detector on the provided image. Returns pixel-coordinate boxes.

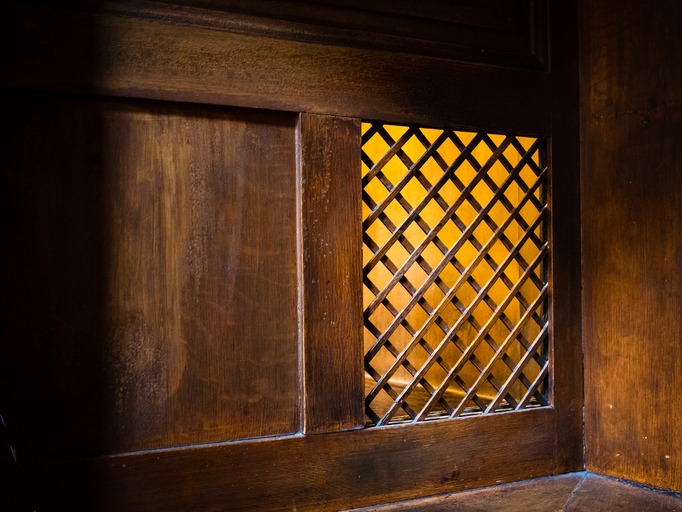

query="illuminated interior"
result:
[361,122,549,425]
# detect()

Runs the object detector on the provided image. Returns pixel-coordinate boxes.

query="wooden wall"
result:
[581,0,682,491]
[1,1,582,510]
[1,97,301,458]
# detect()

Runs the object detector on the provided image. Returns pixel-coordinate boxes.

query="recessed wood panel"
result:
[0,95,300,458]
[0,0,586,509]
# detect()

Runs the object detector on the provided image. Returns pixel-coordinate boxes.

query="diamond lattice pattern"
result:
[362,122,550,426]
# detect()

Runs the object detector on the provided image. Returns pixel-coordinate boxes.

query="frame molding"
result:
[0,0,582,509]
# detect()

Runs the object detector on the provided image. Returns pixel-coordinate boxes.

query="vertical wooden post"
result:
[297,113,364,434]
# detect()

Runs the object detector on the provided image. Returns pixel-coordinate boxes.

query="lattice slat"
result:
[362,121,550,426]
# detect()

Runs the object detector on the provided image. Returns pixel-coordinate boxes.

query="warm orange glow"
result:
[362,122,547,423]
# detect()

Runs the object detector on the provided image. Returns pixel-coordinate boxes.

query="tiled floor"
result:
[346,472,682,511]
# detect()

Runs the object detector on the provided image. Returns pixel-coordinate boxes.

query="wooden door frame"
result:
[1,1,582,510]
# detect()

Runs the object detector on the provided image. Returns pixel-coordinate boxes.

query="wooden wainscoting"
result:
[0,1,583,510]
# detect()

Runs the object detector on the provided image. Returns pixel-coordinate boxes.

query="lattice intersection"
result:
[362,122,550,426]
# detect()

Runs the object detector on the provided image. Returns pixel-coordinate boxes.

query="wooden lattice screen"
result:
[362,122,550,426]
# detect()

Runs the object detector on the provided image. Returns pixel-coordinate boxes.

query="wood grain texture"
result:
[147,0,549,69]
[0,2,551,135]
[27,408,557,511]
[298,114,364,433]
[0,1,588,509]
[546,0,583,474]
[0,94,300,458]
[581,0,682,491]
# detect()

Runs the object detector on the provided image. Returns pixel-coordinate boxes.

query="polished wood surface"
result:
[298,114,364,433]
[581,0,682,491]
[0,2,550,135]
[28,409,556,511]
[546,0,583,474]
[1,95,300,457]
[0,0,586,510]
[155,0,548,68]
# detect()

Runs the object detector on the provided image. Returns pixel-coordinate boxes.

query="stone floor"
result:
[346,472,682,512]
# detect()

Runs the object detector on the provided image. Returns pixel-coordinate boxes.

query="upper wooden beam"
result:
[112,0,549,69]
[0,2,551,135]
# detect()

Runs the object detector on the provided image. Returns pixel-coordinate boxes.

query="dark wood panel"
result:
[546,0,583,474]
[298,113,364,433]
[147,0,548,68]
[311,0,522,28]
[0,2,587,510]
[0,94,300,458]
[27,409,557,511]
[0,2,551,135]
[581,0,682,491]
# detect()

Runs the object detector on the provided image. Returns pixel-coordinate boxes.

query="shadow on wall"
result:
[1,4,107,510]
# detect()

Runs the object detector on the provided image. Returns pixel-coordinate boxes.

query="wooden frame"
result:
[127,0,549,69]
[298,113,364,434]
[1,1,582,509]
[1,3,550,134]
[580,0,682,491]
[30,409,556,511]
